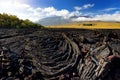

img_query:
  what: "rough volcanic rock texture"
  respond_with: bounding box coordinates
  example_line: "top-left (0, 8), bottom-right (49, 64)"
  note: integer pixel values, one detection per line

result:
top-left (0, 29), bottom-right (120, 80)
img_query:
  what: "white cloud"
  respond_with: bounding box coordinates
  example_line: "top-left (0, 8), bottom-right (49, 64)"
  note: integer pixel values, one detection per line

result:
top-left (102, 8), bottom-right (119, 12)
top-left (0, 0), bottom-right (74, 21)
top-left (74, 4), bottom-right (94, 11)
top-left (94, 12), bottom-right (120, 21)
top-left (74, 6), bottom-right (82, 11)
top-left (0, 0), bottom-right (83, 22)
top-left (83, 4), bottom-right (94, 9)
top-left (72, 11), bottom-right (120, 22)
top-left (0, 0), bottom-right (35, 20)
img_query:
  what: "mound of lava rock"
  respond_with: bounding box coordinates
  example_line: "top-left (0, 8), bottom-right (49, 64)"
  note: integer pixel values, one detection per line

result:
top-left (0, 29), bottom-right (120, 80)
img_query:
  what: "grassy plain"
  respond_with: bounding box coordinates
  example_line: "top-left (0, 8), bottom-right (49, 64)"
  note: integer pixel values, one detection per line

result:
top-left (48, 21), bottom-right (120, 29)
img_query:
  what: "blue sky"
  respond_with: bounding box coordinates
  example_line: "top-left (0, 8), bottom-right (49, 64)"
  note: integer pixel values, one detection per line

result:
top-left (30, 0), bottom-right (120, 12)
top-left (0, 0), bottom-right (120, 22)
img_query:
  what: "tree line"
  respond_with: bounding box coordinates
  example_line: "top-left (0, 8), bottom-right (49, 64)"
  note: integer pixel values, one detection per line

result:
top-left (0, 13), bottom-right (44, 28)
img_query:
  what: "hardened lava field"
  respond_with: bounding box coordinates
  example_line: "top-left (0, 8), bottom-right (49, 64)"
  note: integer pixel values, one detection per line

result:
top-left (0, 29), bottom-right (120, 80)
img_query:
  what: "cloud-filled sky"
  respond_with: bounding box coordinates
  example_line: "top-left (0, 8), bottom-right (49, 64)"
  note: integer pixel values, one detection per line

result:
top-left (0, 0), bottom-right (120, 22)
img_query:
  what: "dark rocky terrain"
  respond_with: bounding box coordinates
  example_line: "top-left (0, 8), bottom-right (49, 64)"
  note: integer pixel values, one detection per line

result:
top-left (0, 29), bottom-right (120, 80)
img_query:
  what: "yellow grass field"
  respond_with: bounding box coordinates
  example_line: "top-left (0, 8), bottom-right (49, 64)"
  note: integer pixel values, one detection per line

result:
top-left (48, 21), bottom-right (120, 29)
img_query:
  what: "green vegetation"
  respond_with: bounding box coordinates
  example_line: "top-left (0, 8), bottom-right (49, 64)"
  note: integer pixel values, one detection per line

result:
top-left (0, 13), bottom-right (44, 28)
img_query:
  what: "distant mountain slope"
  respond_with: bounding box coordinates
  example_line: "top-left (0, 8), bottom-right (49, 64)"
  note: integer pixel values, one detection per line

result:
top-left (37, 16), bottom-right (73, 26)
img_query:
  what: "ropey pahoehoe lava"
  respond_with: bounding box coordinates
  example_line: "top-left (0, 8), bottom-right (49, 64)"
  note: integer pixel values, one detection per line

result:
top-left (0, 29), bottom-right (120, 80)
